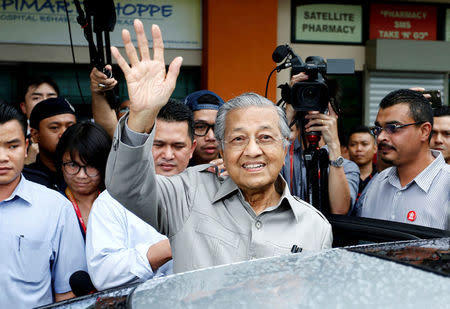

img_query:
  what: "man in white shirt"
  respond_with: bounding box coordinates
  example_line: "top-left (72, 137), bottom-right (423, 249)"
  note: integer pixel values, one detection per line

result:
top-left (86, 100), bottom-right (195, 290)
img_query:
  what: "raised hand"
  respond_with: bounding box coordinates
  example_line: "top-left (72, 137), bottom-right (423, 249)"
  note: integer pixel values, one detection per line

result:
top-left (111, 19), bottom-right (183, 132)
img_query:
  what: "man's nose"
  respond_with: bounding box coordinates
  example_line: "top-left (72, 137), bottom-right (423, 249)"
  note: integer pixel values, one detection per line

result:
top-left (205, 126), bottom-right (216, 141)
top-left (243, 137), bottom-right (263, 156)
top-left (162, 146), bottom-right (175, 159)
top-left (0, 147), bottom-right (8, 162)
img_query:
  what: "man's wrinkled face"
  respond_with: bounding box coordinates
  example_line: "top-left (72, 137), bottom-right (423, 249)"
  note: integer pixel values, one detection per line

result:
top-left (430, 116), bottom-right (450, 163)
top-left (192, 109), bottom-right (219, 164)
top-left (375, 103), bottom-right (426, 167)
top-left (22, 83), bottom-right (58, 118)
top-left (348, 132), bottom-right (377, 167)
top-left (31, 113), bottom-right (76, 156)
top-left (221, 106), bottom-right (287, 194)
top-left (153, 120), bottom-right (196, 176)
top-left (0, 120), bottom-right (28, 187)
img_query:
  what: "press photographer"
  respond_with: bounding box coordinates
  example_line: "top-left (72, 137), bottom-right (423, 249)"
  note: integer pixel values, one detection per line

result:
top-left (272, 46), bottom-right (359, 215)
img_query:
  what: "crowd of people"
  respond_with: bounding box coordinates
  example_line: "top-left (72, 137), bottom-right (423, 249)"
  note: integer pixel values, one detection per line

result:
top-left (0, 19), bottom-right (449, 308)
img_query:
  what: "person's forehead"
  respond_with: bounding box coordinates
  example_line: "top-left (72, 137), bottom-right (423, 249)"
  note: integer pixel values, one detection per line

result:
top-left (349, 132), bottom-right (374, 142)
top-left (0, 120), bottom-right (25, 143)
top-left (376, 103), bottom-right (412, 123)
top-left (193, 109), bottom-right (218, 122)
top-left (226, 106), bottom-right (280, 132)
top-left (27, 82), bottom-right (56, 95)
top-left (155, 120), bottom-right (190, 141)
top-left (432, 116), bottom-right (450, 129)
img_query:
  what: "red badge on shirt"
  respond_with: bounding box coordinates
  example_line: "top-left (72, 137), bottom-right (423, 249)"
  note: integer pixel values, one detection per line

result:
top-left (407, 211), bottom-right (417, 222)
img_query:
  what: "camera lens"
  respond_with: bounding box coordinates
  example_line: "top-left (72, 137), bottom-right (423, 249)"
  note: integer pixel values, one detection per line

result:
top-left (302, 86), bottom-right (319, 103)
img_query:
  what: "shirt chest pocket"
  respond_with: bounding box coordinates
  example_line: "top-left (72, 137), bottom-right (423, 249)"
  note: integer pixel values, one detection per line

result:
top-left (191, 217), bottom-right (243, 269)
top-left (12, 235), bottom-right (52, 283)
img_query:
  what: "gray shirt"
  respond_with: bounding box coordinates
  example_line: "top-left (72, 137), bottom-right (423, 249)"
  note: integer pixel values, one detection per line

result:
top-left (106, 117), bottom-right (332, 273)
top-left (358, 150), bottom-right (449, 230)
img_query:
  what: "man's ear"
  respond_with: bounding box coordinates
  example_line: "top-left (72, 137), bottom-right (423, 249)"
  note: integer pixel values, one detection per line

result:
top-left (189, 140), bottom-right (197, 159)
top-left (30, 128), bottom-right (39, 144)
top-left (282, 143), bottom-right (289, 166)
top-left (24, 138), bottom-right (29, 158)
top-left (19, 102), bottom-right (27, 115)
top-left (420, 122), bottom-right (433, 142)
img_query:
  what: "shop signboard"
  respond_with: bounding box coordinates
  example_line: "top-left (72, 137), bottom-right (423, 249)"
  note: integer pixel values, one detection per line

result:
top-left (370, 3), bottom-right (437, 40)
top-left (0, 0), bottom-right (201, 49)
top-left (294, 3), bottom-right (363, 44)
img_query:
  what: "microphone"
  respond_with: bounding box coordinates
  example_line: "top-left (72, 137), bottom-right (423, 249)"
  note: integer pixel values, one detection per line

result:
top-left (272, 45), bottom-right (289, 63)
top-left (69, 271), bottom-right (97, 297)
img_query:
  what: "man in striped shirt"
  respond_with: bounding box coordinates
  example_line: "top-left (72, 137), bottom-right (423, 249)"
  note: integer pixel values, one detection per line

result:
top-left (357, 89), bottom-right (449, 229)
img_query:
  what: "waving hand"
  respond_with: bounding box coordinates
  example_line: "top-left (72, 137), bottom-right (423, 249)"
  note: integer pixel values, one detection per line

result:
top-left (111, 19), bottom-right (183, 132)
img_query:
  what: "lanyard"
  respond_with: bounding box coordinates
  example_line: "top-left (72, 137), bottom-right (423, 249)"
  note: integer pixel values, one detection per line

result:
top-left (65, 187), bottom-right (87, 234)
top-left (289, 143), bottom-right (294, 193)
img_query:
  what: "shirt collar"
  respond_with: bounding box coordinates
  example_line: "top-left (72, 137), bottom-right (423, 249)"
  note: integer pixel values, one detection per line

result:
top-left (212, 174), bottom-right (301, 222)
top-left (3, 175), bottom-right (33, 205)
top-left (385, 150), bottom-right (446, 192)
top-left (413, 150), bottom-right (446, 192)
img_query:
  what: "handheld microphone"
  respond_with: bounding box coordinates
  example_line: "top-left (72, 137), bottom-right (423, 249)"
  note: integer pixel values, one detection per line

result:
top-left (69, 271), bottom-right (97, 297)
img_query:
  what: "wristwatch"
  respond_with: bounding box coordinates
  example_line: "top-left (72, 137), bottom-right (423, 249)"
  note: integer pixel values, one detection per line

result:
top-left (329, 156), bottom-right (344, 167)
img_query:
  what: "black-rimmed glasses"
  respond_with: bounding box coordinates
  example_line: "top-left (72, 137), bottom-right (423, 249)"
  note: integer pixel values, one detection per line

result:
top-left (194, 122), bottom-right (215, 136)
top-left (62, 162), bottom-right (100, 177)
top-left (370, 121), bottom-right (424, 136)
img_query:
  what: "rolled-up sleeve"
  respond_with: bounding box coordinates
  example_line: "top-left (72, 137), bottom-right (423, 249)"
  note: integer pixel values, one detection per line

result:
top-left (86, 194), bottom-right (155, 290)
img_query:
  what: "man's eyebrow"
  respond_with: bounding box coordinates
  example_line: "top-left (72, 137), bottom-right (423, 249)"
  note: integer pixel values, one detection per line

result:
top-left (6, 138), bottom-right (21, 144)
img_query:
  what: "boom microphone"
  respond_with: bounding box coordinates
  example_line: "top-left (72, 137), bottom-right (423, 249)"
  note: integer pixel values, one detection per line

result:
top-left (272, 45), bottom-right (289, 63)
top-left (69, 271), bottom-right (97, 297)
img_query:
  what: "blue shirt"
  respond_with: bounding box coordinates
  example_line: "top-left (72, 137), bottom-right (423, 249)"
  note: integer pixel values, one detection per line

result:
top-left (358, 150), bottom-right (449, 229)
top-left (281, 139), bottom-right (360, 208)
top-left (0, 176), bottom-right (87, 309)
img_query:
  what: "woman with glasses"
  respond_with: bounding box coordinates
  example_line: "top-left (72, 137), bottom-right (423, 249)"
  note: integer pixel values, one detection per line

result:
top-left (55, 122), bottom-right (112, 240)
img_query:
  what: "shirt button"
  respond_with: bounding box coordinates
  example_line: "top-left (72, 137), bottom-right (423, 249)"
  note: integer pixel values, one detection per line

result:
top-left (255, 221), bottom-right (262, 229)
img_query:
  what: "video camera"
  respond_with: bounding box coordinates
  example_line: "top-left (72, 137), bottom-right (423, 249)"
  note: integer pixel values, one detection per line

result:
top-left (272, 44), bottom-right (354, 113)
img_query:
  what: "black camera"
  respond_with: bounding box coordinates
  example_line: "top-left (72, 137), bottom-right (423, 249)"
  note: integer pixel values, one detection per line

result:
top-left (272, 45), bottom-right (354, 113)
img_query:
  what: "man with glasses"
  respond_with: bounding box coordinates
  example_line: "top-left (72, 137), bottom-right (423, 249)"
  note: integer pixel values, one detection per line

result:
top-left (105, 21), bottom-right (332, 273)
top-left (184, 90), bottom-right (225, 165)
top-left (356, 89), bottom-right (449, 229)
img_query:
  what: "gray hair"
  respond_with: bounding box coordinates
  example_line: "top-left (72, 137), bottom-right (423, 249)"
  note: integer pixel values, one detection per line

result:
top-left (215, 92), bottom-right (290, 149)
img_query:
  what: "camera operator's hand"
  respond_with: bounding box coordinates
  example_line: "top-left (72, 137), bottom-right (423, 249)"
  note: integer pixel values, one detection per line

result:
top-left (111, 20), bottom-right (182, 133)
top-left (90, 64), bottom-right (119, 137)
top-left (90, 65), bottom-right (117, 94)
top-left (303, 102), bottom-right (341, 159)
top-left (290, 72), bottom-right (309, 87)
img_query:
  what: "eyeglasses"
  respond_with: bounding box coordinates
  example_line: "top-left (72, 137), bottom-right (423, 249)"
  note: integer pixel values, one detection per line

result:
top-left (194, 122), bottom-right (215, 136)
top-left (62, 162), bottom-right (100, 177)
top-left (370, 122), bottom-right (424, 136)
top-left (225, 134), bottom-right (285, 150)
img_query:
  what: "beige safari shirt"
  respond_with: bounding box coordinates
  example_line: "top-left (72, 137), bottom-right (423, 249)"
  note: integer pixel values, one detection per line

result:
top-left (106, 116), bottom-right (332, 273)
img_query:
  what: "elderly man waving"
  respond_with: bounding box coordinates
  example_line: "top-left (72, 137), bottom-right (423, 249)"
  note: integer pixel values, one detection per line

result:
top-left (106, 20), bottom-right (332, 273)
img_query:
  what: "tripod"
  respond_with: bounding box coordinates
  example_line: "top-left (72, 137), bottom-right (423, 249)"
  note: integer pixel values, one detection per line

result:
top-left (73, 0), bottom-right (119, 108)
top-left (296, 115), bottom-right (331, 215)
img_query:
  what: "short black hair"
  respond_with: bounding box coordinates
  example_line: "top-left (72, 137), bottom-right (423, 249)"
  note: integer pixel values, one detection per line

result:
top-left (348, 125), bottom-right (375, 142)
top-left (20, 75), bottom-right (60, 101)
top-left (55, 122), bottom-right (112, 190)
top-left (157, 98), bottom-right (194, 141)
top-left (379, 89), bottom-right (433, 126)
top-left (433, 106), bottom-right (450, 117)
top-left (0, 100), bottom-right (27, 138)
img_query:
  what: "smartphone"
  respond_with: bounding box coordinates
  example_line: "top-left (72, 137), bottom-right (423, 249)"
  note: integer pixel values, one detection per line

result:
top-left (422, 90), bottom-right (442, 109)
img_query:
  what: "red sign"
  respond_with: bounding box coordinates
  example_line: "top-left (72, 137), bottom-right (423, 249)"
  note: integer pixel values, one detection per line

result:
top-left (370, 4), bottom-right (437, 40)
top-left (407, 211), bottom-right (417, 222)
